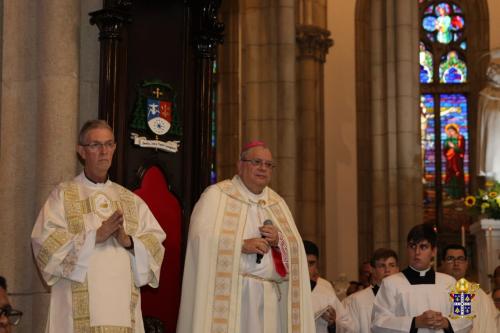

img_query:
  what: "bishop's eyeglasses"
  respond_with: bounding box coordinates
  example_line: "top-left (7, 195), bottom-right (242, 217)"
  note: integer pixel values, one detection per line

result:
top-left (241, 158), bottom-right (276, 169)
top-left (0, 305), bottom-right (23, 326)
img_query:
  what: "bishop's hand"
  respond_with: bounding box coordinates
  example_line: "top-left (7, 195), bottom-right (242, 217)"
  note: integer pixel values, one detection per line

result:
top-left (259, 224), bottom-right (279, 247)
top-left (242, 238), bottom-right (270, 255)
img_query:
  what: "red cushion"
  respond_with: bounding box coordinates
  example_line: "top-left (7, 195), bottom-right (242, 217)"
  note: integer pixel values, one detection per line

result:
top-left (134, 166), bottom-right (182, 333)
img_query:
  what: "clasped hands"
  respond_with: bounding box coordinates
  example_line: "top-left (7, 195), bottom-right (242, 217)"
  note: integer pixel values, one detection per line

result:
top-left (241, 224), bottom-right (279, 254)
top-left (321, 306), bottom-right (336, 326)
top-left (95, 210), bottom-right (132, 248)
top-left (415, 310), bottom-right (450, 330)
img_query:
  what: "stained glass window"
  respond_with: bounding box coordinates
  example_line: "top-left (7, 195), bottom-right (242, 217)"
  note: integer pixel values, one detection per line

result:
top-left (210, 61), bottom-right (218, 184)
top-left (419, 1), bottom-right (471, 230)
top-left (421, 94), bottom-right (435, 191)
top-left (440, 94), bottom-right (469, 198)
top-left (422, 2), bottom-right (465, 44)
top-left (420, 42), bottom-right (433, 83)
top-left (439, 51), bottom-right (467, 83)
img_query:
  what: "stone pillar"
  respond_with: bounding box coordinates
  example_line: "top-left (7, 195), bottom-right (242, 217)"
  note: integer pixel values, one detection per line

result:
top-left (295, 0), bottom-right (332, 249)
top-left (470, 219), bottom-right (500, 292)
top-left (240, 0), bottom-right (297, 212)
top-left (361, 0), bottom-right (420, 265)
top-left (33, 1), bottom-right (82, 331)
top-left (0, 1), bottom-right (39, 331)
top-left (36, 0), bottom-right (81, 202)
top-left (0, 0), bottom-right (84, 331)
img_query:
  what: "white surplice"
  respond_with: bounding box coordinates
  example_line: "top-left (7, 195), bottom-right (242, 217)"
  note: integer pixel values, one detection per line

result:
top-left (338, 285), bottom-right (375, 333)
top-left (31, 173), bottom-right (166, 333)
top-left (311, 277), bottom-right (352, 333)
top-left (470, 288), bottom-right (498, 333)
top-left (372, 269), bottom-right (472, 333)
top-left (176, 176), bottom-right (315, 333)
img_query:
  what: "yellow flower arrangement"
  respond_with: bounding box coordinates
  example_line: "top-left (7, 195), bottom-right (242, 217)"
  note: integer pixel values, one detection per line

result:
top-left (464, 181), bottom-right (500, 219)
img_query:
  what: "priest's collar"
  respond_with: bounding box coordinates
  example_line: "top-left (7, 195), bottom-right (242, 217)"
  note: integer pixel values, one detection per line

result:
top-left (402, 266), bottom-right (435, 285)
top-left (410, 265), bottom-right (431, 277)
top-left (80, 171), bottom-right (110, 186)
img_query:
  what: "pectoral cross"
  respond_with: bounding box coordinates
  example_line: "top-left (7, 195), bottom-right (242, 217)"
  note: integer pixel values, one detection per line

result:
top-left (152, 88), bottom-right (163, 99)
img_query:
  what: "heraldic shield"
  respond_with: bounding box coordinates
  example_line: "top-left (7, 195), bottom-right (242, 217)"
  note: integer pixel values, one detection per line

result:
top-left (130, 80), bottom-right (182, 153)
top-left (449, 278), bottom-right (479, 319)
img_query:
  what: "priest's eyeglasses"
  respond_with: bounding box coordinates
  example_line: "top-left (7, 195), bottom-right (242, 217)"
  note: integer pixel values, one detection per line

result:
top-left (444, 256), bottom-right (466, 263)
top-left (241, 158), bottom-right (276, 169)
top-left (80, 141), bottom-right (116, 151)
top-left (0, 305), bottom-right (23, 326)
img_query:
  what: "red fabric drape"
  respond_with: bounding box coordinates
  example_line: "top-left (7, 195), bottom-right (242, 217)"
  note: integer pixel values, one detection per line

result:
top-left (134, 166), bottom-right (182, 333)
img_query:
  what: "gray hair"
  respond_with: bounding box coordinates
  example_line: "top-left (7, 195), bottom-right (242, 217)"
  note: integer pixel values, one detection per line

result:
top-left (78, 120), bottom-right (113, 144)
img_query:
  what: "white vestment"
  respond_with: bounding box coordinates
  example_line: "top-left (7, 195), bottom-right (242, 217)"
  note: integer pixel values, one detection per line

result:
top-left (31, 173), bottom-right (166, 333)
top-left (338, 285), bottom-right (375, 333)
top-left (372, 268), bottom-right (472, 333)
top-left (470, 288), bottom-right (498, 333)
top-left (311, 277), bottom-right (352, 333)
top-left (176, 176), bottom-right (315, 333)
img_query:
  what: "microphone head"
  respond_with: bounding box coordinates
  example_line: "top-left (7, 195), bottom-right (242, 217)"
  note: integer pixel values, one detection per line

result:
top-left (263, 219), bottom-right (273, 226)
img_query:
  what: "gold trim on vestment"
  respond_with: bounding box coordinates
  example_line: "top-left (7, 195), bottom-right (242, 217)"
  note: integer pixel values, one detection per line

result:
top-left (80, 191), bottom-right (121, 220)
top-left (269, 204), bottom-right (301, 333)
top-left (137, 234), bottom-right (163, 266)
top-left (63, 181), bottom-right (140, 333)
top-left (130, 281), bottom-right (139, 329)
top-left (64, 182), bottom-right (86, 234)
top-left (240, 273), bottom-right (288, 301)
top-left (37, 229), bottom-right (71, 270)
top-left (90, 326), bottom-right (133, 333)
top-left (210, 194), bottom-right (243, 333)
top-left (116, 185), bottom-right (139, 235)
top-left (71, 279), bottom-right (91, 331)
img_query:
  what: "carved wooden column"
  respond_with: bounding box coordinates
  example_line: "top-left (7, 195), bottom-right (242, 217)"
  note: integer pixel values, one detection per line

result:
top-left (189, 0), bottom-right (224, 202)
top-left (296, 24), bottom-right (333, 246)
top-left (89, 1), bottom-right (131, 182)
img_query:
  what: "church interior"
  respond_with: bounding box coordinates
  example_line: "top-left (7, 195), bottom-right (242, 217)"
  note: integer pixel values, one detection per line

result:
top-left (0, 0), bottom-right (499, 331)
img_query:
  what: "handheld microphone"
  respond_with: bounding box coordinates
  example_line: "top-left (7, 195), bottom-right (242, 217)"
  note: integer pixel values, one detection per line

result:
top-left (256, 219), bottom-right (273, 264)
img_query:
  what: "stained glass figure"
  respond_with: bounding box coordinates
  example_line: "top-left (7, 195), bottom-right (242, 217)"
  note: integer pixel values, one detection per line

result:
top-left (420, 42), bottom-right (434, 83)
top-left (422, 2), bottom-right (465, 44)
top-left (440, 94), bottom-right (468, 199)
top-left (440, 51), bottom-right (467, 83)
top-left (419, 0), bottom-right (471, 229)
top-left (421, 94), bottom-right (436, 218)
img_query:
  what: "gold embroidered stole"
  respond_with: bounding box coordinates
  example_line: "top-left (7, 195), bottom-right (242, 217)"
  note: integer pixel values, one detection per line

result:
top-left (210, 180), bottom-right (303, 333)
top-left (62, 181), bottom-right (139, 333)
top-left (267, 201), bottom-right (302, 333)
top-left (210, 181), bottom-right (245, 333)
